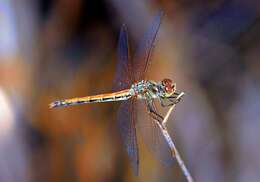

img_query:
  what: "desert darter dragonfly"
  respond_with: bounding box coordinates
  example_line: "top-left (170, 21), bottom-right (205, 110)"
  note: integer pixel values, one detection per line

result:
top-left (50, 11), bottom-right (188, 178)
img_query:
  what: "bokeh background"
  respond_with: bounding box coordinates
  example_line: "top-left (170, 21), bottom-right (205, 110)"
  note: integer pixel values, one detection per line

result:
top-left (0, 0), bottom-right (260, 181)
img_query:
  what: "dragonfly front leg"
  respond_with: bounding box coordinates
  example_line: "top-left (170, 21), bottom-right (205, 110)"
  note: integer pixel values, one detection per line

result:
top-left (146, 99), bottom-right (164, 123)
top-left (160, 98), bottom-right (174, 107)
top-left (160, 92), bottom-right (184, 107)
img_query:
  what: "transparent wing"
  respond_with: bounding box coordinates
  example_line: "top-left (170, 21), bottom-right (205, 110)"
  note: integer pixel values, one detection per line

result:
top-left (133, 11), bottom-right (163, 81)
top-left (113, 25), bottom-right (133, 91)
top-left (117, 99), bottom-right (139, 175)
top-left (136, 100), bottom-right (174, 166)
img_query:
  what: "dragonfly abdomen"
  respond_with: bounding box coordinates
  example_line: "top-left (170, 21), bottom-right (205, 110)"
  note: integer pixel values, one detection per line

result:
top-left (49, 89), bottom-right (132, 108)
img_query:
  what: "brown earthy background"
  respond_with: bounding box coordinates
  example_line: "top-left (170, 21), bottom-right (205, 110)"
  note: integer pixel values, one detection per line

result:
top-left (0, 0), bottom-right (259, 181)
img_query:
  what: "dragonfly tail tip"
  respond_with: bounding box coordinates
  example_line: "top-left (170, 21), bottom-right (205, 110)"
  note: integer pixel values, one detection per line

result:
top-left (49, 101), bottom-right (62, 108)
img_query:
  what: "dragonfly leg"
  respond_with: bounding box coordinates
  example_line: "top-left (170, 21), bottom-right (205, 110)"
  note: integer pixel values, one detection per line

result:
top-left (160, 92), bottom-right (184, 107)
top-left (160, 98), bottom-right (175, 107)
top-left (146, 100), bottom-right (164, 123)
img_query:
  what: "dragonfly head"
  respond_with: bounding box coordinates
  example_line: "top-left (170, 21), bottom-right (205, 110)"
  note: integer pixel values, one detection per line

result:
top-left (160, 78), bottom-right (176, 98)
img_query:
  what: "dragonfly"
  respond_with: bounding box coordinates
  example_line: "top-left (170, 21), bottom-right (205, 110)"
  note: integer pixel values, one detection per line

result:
top-left (50, 11), bottom-right (184, 175)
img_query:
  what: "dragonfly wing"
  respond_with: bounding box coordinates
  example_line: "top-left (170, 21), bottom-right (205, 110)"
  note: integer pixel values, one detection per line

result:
top-left (133, 11), bottom-right (163, 81)
top-left (136, 100), bottom-right (174, 166)
top-left (113, 25), bottom-right (133, 91)
top-left (117, 99), bottom-right (139, 175)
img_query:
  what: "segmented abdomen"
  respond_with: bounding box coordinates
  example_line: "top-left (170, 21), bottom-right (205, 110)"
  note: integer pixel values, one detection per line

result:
top-left (49, 89), bottom-right (132, 108)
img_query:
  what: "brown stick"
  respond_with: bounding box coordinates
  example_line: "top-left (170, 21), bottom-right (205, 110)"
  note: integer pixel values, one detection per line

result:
top-left (156, 92), bottom-right (194, 182)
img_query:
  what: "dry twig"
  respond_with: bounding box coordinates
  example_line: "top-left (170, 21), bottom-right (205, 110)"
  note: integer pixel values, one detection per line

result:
top-left (156, 92), bottom-right (194, 182)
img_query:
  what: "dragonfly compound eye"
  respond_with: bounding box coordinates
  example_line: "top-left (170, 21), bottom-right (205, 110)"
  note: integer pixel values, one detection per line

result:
top-left (165, 85), bottom-right (173, 93)
top-left (162, 78), bottom-right (172, 86)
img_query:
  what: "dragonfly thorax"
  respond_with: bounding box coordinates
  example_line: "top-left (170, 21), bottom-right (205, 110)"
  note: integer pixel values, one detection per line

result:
top-left (130, 80), bottom-right (156, 99)
top-left (130, 79), bottom-right (176, 100)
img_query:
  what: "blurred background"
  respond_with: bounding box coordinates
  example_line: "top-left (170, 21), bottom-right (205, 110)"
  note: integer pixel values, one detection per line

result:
top-left (0, 0), bottom-right (259, 181)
